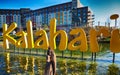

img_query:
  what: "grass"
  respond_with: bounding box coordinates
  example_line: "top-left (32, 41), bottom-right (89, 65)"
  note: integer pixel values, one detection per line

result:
top-left (0, 42), bottom-right (110, 59)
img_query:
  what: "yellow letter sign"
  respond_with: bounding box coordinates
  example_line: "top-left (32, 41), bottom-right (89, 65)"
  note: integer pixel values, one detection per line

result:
top-left (110, 29), bottom-right (120, 53)
top-left (34, 30), bottom-right (49, 50)
top-left (3, 23), bottom-right (17, 49)
top-left (16, 31), bottom-right (28, 48)
top-left (89, 28), bottom-right (99, 53)
top-left (26, 21), bottom-right (34, 48)
top-left (49, 18), bottom-right (68, 50)
top-left (68, 28), bottom-right (88, 51)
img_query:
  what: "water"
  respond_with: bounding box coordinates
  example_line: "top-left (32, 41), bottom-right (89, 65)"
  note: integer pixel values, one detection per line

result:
top-left (0, 42), bottom-right (120, 75)
top-left (0, 52), bottom-right (46, 75)
top-left (0, 52), bottom-right (120, 75)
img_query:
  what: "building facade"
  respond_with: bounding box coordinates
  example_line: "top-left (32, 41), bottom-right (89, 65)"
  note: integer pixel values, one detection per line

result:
top-left (0, 0), bottom-right (94, 30)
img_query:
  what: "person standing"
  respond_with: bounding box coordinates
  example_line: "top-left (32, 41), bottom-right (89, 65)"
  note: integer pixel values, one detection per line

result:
top-left (44, 47), bottom-right (56, 75)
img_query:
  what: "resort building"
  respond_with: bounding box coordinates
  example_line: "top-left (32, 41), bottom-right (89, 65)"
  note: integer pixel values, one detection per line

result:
top-left (0, 0), bottom-right (94, 31)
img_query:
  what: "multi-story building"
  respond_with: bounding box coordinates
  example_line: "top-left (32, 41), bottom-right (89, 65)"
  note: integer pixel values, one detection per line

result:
top-left (0, 8), bottom-right (31, 29)
top-left (0, 9), bottom-right (21, 28)
top-left (0, 0), bottom-right (94, 31)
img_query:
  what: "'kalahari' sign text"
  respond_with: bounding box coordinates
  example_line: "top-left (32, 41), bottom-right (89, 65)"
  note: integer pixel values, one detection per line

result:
top-left (2, 18), bottom-right (120, 53)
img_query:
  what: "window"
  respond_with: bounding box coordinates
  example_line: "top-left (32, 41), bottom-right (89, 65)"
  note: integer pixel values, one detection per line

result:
top-left (64, 5), bottom-right (66, 8)
top-left (68, 4), bottom-right (71, 8)
top-left (52, 8), bottom-right (54, 11)
top-left (56, 7), bottom-right (58, 10)
top-left (64, 5), bottom-right (67, 10)
top-left (83, 13), bottom-right (86, 16)
top-left (3, 15), bottom-right (5, 18)
top-left (83, 20), bottom-right (86, 23)
top-left (78, 10), bottom-right (80, 12)
top-left (83, 16), bottom-right (86, 19)
top-left (83, 9), bottom-right (87, 12)
top-left (10, 13), bottom-right (12, 16)
top-left (78, 14), bottom-right (81, 16)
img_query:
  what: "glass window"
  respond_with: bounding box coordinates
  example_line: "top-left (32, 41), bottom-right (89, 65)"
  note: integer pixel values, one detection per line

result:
top-left (83, 13), bottom-right (86, 15)
top-left (83, 9), bottom-right (87, 12)
top-left (83, 20), bottom-right (86, 23)
top-left (78, 14), bottom-right (81, 16)
top-left (64, 5), bottom-right (66, 8)
top-left (83, 16), bottom-right (86, 19)
top-left (10, 14), bottom-right (12, 16)
top-left (78, 10), bottom-right (80, 12)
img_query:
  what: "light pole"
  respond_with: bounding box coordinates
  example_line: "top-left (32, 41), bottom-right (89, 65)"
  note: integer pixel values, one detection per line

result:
top-left (110, 14), bottom-right (119, 28)
top-left (110, 14), bottom-right (119, 63)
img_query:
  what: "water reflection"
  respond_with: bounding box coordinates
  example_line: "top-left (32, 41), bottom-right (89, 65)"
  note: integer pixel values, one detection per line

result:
top-left (1, 52), bottom-right (46, 75)
top-left (19, 56), bottom-right (28, 72)
top-left (28, 57), bottom-right (34, 75)
top-left (1, 52), bottom-right (99, 75)
top-left (99, 43), bottom-right (110, 51)
top-left (0, 42), bottom-right (119, 75)
top-left (5, 53), bottom-right (10, 73)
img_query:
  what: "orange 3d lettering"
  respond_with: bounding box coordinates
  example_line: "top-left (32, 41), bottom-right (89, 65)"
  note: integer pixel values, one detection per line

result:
top-left (2, 18), bottom-right (119, 52)
top-left (3, 23), bottom-right (17, 49)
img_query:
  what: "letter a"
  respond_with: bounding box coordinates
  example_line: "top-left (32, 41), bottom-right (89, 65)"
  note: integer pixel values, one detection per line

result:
top-left (34, 30), bottom-right (49, 50)
top-left (68, 28), bottom-right (88, 51)
top-left (16, 31), bottom-right (28, 48)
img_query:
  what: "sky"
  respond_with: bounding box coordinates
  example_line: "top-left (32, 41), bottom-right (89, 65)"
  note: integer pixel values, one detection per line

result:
top-left (0, 0), bottom-right (120, 27)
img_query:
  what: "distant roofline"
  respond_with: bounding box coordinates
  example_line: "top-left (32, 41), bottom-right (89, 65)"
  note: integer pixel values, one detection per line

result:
top-left (34, 2), bottom-right (72, 11)
top-left (0, 1), bottom-right (72, 11)
top-left (0, 9), bottom-right (20, 11)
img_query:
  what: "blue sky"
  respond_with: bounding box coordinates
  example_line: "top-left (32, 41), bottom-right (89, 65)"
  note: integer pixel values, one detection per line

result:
top-left (0, 0), bottom-right (120, 26)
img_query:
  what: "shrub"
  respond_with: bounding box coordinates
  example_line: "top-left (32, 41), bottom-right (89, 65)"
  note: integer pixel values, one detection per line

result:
top-left (78, 61), bottom-right (86, 72)
top-left (58, 60), bottom-right (67, 75)
top-left (67, 61), bottom-right (78, 74)
top-left (88, 62), bottom-right (97, 74)
top-left (107, 64), bottom-right (119, 75)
